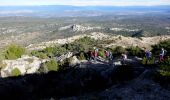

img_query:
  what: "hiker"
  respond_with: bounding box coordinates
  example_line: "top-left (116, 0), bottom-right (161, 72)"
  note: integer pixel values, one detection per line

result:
top-left (121, 53), bottom-right (127, 65)
top-left (108, 51), bottom-right (113, 66)
top-left (105, 50), bottom-right (109, 60)
top-left (145, 50), bottom-right (152, 60)
top-left (93, 47), bottom-right (98, 62)
top-left (89, 50), bottom-right (94, 61)
top-left (145, 50), bottom-right (152, 64)
top-left (109, 51), bottom-right (113, 61)
top-left (159, 48), bottom-right (167, 61)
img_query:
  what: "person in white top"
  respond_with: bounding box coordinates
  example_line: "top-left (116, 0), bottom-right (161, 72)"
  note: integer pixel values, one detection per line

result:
top-left (121, 53), bottom-right (127, 65)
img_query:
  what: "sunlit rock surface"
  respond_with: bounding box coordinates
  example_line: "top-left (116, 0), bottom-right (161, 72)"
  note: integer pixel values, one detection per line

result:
top-left (1, 55), bottom-right (47, 77)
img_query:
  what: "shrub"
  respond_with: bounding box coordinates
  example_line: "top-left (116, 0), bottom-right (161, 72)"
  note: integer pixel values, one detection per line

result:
top-left (52, 46), bottom-right (67, 56)
top-left (127, 46), bottom-right (144, 57)
top-left (141, 57), bottom-right (147, 65)
top-left (41, 60), bottom-right (59, 72)
top-left (152, 39), bottom-right (170, 56)
top-left (5, 44), bottom-right (25, 60)
top-left (78, 52), bottom-right (86, 60)
top-left (141, 57), bottom-right (155, 65)
top-left (11, 68), bottom-right (21, 76)
top-left (31, 51), bottom-right (48, 59)
top-left (112, 46), bottom-right (126, 55)
top-left (158, 58), bottom-right (170, 76)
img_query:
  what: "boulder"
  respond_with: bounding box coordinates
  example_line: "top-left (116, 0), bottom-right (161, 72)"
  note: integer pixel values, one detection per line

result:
top-left (56, 52), bottom-right (73, 62)
top-left (0, 55), bottom-right (47, 77)
top-left (69, 56), bottom-right (80, 67)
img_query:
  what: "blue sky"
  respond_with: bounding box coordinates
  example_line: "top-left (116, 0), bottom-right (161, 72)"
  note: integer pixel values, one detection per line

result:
top-left (0, 0), bottom-right (170, 6)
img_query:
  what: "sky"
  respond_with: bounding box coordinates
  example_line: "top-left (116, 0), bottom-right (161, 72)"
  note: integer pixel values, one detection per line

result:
top-left (0, 0), bottom-right (170, 6)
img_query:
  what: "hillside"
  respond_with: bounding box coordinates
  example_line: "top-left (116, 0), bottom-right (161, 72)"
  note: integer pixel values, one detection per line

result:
top-left (0, 13), bottom-right (170, 49)
top-left (1, 4), bottom-right (170, 100)
top-left (26, 33), bottom-right (170, 51)
top-left (0, 33), bottom-right (170, 99)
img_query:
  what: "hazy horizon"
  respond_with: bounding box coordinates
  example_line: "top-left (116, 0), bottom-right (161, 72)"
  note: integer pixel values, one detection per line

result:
top-left (0, 0), bottom-right (170, 6)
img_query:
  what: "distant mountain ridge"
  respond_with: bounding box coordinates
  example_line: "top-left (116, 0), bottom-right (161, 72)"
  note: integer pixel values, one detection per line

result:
top-left (0, 5), bottom-right (170, 17)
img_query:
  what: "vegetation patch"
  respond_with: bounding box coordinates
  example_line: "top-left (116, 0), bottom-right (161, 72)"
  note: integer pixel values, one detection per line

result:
top-left (11, 68), bottom-right (21, 76)
top-left (40, 60), bottom-right (60, 73)
top-left (4, 44), bottom-right (25, 60)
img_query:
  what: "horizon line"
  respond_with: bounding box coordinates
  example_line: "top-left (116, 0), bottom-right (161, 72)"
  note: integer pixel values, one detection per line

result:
top-left (0, 4), bottom-right (170, 7)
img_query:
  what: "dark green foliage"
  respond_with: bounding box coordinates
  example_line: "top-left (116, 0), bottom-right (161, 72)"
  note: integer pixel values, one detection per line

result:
top-left (151, 40), bottom-right (170, 76)
top-left (158, 58), bottom-right (170, 76)
top-left (63, 36), bottom-right (96, 53)
top-left (43, 46), bottom-right (67, 57)
top-left (112, 46), bottom-right (126, 55)
top-left (78, 52), bottom-right (86, 60)
top-left (32, 37), bottom-right (96, 59)
top-left (31, 51), bottom-right (48, 59)
top-left (5, 44), bottom-right (25, 60)
top-left (31, 46), bottom-right (67, 58)
top-left (127, 46), bottom-right (144, 57)
top-left (11, 68), bottom-right (21, 76)
top-left (141, 57), bottom-right (147, 65)
top-left (41, 60), bottom-right (60, 72)
top-left (141, 57), bottom-right (155, 65)
top-left (152, 39), bottom-right (170, 56)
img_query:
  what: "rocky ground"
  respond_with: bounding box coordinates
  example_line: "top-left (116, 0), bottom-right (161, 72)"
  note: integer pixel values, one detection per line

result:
top-left (0, 57), bottom-right (169, 100)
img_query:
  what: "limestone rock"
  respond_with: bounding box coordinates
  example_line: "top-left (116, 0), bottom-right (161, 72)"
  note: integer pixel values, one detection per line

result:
top-left (56, 52), bottom-right (73, 62)
top-left (0, 55), bottom-right (47, 77)
top-left (69, 56), bottom-right (80, 67)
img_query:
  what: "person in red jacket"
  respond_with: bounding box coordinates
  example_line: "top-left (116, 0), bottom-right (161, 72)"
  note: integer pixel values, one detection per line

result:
top-left (105, 50), bottom-right (109, 60)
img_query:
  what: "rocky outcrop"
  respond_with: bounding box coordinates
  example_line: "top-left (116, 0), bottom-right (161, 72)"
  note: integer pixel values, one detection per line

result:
top-left (71, 24), bottom-right (93, 32)
top-left (0, 55), bottom-right (47, 77)
top-left (69, 56), bottom-right (80, 67)
top-left (56, 52), bottom-right (73, 62)
top-left (58, 24), bottom-right (102, 32)
top-left (26, 32), bottom-right (109, 51)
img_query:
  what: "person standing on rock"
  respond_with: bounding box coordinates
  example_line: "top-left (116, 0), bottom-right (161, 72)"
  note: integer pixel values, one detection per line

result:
top-left (88, 50), bottom-right (94, 61)
top-left (94, 47), bottom-right (98, 62)
top-left (105, 50), bottom-right (109, 61)
top-left (108, 51), bottom-right (113, 66)
top-left (159, 48), bottom-right (167, 62)
top-left (109, 51), bottom-right (113, 61)
top-left (145, 50), bottom-right (152, 64)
